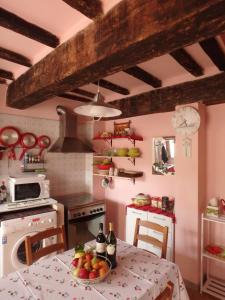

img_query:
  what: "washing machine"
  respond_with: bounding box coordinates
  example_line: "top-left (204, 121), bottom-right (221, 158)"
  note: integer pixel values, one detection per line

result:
top-left (0, 206), bottom-right (57, 277)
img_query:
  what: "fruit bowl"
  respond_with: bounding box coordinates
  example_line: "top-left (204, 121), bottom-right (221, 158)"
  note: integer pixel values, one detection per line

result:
top-left (70, 253), bottom-right (111, 285)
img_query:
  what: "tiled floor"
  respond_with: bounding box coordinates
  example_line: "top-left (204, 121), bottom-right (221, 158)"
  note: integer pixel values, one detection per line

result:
top-left (187, 287), bottom-right (218, 300)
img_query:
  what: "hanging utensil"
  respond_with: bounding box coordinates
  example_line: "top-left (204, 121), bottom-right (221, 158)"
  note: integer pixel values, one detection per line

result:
top-left (38, 135), bottom-right (51, 158)
top-left (0, 126), bottom-right (21, 160)
top-left (19, 132), bottom-right (37, 160)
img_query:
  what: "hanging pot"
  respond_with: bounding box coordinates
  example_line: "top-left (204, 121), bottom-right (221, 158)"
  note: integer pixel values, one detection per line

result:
top-left (19, 132), bottom-right (37, 160)
top-left (0, 126), bottom-right (21, 160)
top-left (38, 135), bottom-right (51, 158)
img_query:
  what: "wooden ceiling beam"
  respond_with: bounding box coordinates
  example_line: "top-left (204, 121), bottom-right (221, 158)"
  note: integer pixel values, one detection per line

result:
top-left (62, 0), bottom-right (103, 19)
top-left (0, 78), bottom-right (7, 84)
top-left (200, 37), bottom-right (225, 71)
top-left (7, 0), bottom-right (225, 109)
top-left (170, 49), bottom-right (203, 76)
top-left (93, 79), bottom-right (129, 95)
top-left (58, 93), bottom-right (92, 103)
top-left (0, 8), bottom-right (59, 48)
top-left (0, 47), bottom-right (32, 67)
top-left (124, 66), bottom-right (161, 88)
top-left (0, 68), bottom-right (14, 80)
top-left (71, 88), bottom-right (95, 98)
top-left (106, 72), bottom-right (225, 119)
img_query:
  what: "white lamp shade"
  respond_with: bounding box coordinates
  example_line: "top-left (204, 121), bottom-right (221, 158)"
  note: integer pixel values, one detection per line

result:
top-left (74, 91), bottom-right (122, 118)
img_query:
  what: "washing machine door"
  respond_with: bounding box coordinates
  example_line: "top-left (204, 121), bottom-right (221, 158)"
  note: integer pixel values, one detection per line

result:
top-left (11, 231), bottom-right (55, 269)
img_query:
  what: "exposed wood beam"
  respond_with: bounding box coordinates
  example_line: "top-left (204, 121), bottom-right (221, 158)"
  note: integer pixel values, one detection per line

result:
top-left (0, 78), bottom-right (7, 84)
top-left (93, 79), bottom-right (129, 95)
top-left (62, 0), bottom-right (103, 19)
top-left (170, 49), bottom-right (203, 76)
top-left (7, 0), bottom-right (225, 109)
top-left (0, 47), bottom-right (32, 67)
top-left (71, 88), bottom-right (95, 98)
top-left (107, 72), bottom-right (225, 119)
top-left (0, 69), bottom-right (14, 80)
top-left (0, 8), bottom-right (59, 48)
top-left (58, 93), bottom-right (92, 103)
top-left (200, 37), bottom-right (225, 71)
top-left (124, 66), bottom-right (161, 88)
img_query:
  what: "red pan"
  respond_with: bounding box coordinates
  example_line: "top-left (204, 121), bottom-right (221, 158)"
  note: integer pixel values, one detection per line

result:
top-left (0, 126), bottom-right (21, 160)
top-left (19, 132), bottom-right (37, 160)
top-left (38, 135), bottom-right (51, 158)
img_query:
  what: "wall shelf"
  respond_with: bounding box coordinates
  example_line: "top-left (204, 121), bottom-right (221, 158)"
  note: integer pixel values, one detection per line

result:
top-left (93, 155), bottom-right (140, 166)
top-left (93, 172), bottom-right (143, 184)
top-left (93, 134), bottom-right (143, 146)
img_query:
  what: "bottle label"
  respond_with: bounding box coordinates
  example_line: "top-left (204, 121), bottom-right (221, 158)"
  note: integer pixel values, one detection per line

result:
top-left (96, 242), bottom-right (105, 253)
top-left (107, 244), bottom-right (115, 255)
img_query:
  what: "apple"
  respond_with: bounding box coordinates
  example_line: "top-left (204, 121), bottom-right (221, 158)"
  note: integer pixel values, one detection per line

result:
top-left (85, 253), bottom-right (93, 261)
top-left (72, 268), bottom-right (80, 278)
top-left (89, 270), bottom-right (98, 279)
top-left (84, 261), bottom-right (91, 271)
top-left (79, 268), bottom-right (89, 279)
top-left (71, 258), bottom-right (79, 268)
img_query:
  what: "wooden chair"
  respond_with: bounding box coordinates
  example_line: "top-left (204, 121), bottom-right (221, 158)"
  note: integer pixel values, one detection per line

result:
top-left (155, 281), bottom-right (174, 300)
top-left (133, 218), bottom-right (168, 259)
top-left (25, 225), bottom-right (66, 266)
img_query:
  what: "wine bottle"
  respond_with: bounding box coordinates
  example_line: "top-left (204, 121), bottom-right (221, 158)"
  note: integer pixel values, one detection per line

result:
top-left (106, 222), bottom-right (117, 268)
top-left (96, 223), bottom-right (106, 257)
top-left (0, 181), bottom-right (7, 202)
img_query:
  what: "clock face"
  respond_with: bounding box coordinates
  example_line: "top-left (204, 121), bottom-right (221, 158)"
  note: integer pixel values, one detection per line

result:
top-left (171, 106), bottom-right (200, 136)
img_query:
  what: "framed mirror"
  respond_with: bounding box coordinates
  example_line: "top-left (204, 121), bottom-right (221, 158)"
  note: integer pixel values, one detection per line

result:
top-left (152, 136), bottom-right (175, 175)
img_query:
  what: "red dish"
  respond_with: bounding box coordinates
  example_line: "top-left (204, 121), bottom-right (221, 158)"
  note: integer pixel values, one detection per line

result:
top-left (97, 164), bottom-right (113, 170)
top-left (205, 245), bottom-right (223, 255)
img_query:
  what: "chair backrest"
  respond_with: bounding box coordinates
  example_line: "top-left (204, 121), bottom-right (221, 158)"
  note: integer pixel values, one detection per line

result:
top-left (155, 281), bottom-right (174, 300)
top-left (133, 218), bottom-right (168, 259)
top-left (25, 225), bottom-right (66, 266)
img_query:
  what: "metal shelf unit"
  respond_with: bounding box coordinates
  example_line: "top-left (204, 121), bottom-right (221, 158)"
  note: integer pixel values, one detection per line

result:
top-left (200, 213), bottom-right (225, 299)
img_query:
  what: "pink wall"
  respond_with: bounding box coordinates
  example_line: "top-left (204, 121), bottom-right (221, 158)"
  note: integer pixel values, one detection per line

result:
top-left (206, 104), bottom-right (225, 280)
top-left (93, 102), bottom-right (225, 284)
top-left (93, 112), bottom-right (176, 239)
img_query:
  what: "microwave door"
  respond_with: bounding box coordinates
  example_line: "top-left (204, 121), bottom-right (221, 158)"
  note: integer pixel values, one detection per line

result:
top-left (15, 183), bottom-right (41, 201)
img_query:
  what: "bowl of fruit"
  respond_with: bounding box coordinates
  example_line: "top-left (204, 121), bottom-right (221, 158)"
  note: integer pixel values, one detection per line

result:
top-left (71, 245), bottom-right (111, 285)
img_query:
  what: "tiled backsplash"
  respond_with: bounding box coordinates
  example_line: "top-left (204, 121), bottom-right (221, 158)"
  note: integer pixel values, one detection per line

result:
top-left (0, 113), bottom-right (93, 196)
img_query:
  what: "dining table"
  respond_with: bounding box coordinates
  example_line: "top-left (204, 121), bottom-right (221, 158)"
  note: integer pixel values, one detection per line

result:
top-left (0, 239), bottom-right (190, 300)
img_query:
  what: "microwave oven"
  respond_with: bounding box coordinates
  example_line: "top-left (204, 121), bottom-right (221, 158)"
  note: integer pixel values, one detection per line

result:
top-left (9, 176), bottom-right (50, 202)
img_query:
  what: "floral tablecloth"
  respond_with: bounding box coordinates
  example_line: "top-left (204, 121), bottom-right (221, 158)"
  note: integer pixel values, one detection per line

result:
top-left (0, 239), bottom-right (189, 300)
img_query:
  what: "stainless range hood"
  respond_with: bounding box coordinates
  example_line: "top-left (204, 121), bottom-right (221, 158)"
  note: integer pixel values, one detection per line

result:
top-left (49, 105), bottom-right (94, 153)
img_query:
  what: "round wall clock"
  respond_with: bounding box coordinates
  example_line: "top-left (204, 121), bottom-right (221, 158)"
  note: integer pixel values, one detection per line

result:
top-left (171, 106), bottom-right (200, 136)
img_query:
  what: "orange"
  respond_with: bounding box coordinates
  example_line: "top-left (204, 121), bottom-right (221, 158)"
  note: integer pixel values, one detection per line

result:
top-left (92, 262), bottom-right (100, 270)
top-left (99, 267), bottom-right (107, 278)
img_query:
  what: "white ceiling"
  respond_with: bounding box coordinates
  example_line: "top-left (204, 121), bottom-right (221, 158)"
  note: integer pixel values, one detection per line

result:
top-left (0, 0), bottom-right (225, 105)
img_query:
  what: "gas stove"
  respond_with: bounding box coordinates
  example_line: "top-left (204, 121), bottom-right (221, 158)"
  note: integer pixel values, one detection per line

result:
top-left (54, 193), bottom-right (105, 249)
top-left (54, 193), bottom-right (105, 221)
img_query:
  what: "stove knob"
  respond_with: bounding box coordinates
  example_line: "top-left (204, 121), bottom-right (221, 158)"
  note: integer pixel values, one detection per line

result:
top-left (73, 214), bottom-right (77, 218)
top-left (96, 208), bottom-right (100, 212)
top-left (93, 209), bottom-right (96, 213)
top-left (100, 208), bottom-right (103, 211)
top-left (82, 212), bottom-right (85, 215)
top-left (78, 213), bottom-right (81, 217)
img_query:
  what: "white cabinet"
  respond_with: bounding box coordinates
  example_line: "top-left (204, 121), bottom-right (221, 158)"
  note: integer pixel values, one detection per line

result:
top-left (126, 207), bottom-right (174, 261)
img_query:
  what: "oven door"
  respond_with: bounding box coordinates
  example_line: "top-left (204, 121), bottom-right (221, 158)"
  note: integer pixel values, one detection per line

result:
top-left (67, 212), bottom-right (105, 249)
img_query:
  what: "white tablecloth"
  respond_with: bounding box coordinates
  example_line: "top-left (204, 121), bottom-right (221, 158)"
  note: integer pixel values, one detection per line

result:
top-left (0, 239), bottom-right (189, 300)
